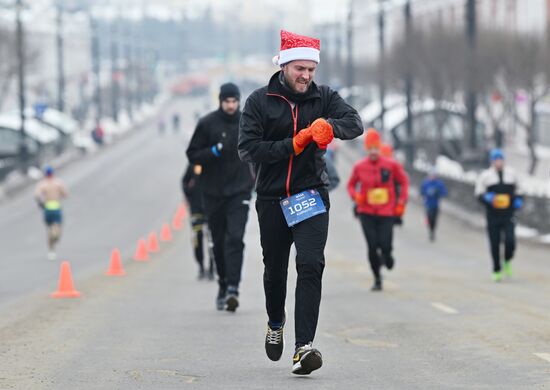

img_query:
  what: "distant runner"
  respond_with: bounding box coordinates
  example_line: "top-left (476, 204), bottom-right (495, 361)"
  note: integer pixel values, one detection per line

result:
top-left (34, 166), bottom-right (68, 261)
top-left (348, 129), bottom-right (409, 291)
top-left (187, 83), bottom-right (254, 312)
top-left (181, 164), bottom-right (215, 280)
top-left (475, 149), bottom-right (523, 282)
top-left (420, 168), bottom-right (448, 242)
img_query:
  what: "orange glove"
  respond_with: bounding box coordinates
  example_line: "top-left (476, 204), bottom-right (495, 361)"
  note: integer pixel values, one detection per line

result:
top-left (354, 192), bottom-right (366, 206)
top-left (394, 203), bottom-right (406, 217)
top-left (310, 118), bottom-right (334, 149)
top-left (292, 127), bottom-right (313, 155)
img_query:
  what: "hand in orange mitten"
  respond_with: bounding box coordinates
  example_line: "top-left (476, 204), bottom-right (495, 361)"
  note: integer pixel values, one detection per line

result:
top-left (292, 127), bottom-right (313, 155)
top-left (354, 192), bottom-right (366, 206)
top-left (310, 118), bottom-right (334, 149)
top-left (394, 203), bottom-right (406, 217)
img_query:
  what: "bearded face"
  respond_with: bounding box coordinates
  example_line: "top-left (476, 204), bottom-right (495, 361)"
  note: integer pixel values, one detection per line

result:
top-left (282, 60), bottom-right (317, 94)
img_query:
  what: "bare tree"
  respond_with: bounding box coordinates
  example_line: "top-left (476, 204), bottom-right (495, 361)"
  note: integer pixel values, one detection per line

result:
top-left (501, 33), bottom-right (550, 175)
top-left (474, 29), bottom-right (511, 148)
top-left (0, 27), bottom-right (39, 112)
top-left (385, 25), bottom-right (467, 160)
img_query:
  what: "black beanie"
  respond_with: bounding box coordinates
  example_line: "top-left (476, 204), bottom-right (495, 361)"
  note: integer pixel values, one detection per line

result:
top-left (219, 82), bottom-right (240, 101)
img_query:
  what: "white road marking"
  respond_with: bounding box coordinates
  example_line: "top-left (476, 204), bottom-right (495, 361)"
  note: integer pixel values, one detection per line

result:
top-left (534, 353), bottom-right (550, 363)
top-left (431, 302), bottom-right (458, 314)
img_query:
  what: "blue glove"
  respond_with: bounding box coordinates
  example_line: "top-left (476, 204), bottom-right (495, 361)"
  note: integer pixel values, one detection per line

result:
top-left (211, 142), bottom-right (223, 157)
top-left (483, 192), bottom-right (496, 204)
top-left (513, 197), bottom-right (523, 210)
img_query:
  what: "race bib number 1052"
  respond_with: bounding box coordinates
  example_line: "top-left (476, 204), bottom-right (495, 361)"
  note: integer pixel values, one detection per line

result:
top-left (280, 189), bottom-right (327, 227)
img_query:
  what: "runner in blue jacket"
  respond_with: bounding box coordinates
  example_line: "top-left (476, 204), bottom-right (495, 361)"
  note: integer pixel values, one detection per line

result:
top-left (420, 169), bottom-right (448, 242)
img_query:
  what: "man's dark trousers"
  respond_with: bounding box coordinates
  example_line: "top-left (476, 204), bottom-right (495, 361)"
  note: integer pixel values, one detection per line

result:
top-left (256, 189), bottom-right (330, 347)
top-left (205, 193), bottom-right (250, 291)
top-left (359, 214), bottom-right (394, 279)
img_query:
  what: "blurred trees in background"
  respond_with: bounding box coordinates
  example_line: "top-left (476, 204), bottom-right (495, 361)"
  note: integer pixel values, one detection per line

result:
top-left (0, 27), bottom-right (38, 111)
top-left (381, 24), bottom-right (550, 174)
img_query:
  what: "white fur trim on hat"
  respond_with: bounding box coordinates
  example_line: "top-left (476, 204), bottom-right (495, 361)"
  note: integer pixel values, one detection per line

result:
top-left (277, 47), bottom-right (320, 66)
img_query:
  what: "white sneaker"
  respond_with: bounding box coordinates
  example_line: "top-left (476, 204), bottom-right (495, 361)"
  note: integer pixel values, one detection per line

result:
top-left (47, 251), bottom-right (57, 261)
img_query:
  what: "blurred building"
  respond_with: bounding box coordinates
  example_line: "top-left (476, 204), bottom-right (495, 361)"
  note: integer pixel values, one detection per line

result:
top-left (0, 5), bottom-right (91, 116)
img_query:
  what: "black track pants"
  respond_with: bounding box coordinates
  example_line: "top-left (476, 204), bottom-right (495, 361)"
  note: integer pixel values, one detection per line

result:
top-left (256, 190), bottom-right (329, 346)
top-left (486, 216), bottom-right (516, 272)
top-left (205, 193), bottom-right (250, 290)
top-left (359, 214), bottom-right (394, 279)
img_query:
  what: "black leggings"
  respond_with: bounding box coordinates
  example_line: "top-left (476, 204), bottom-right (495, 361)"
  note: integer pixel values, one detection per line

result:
top-left (359, 214), bottom-right (394, 279)
top-left (426, 207), bottom-right (439, 232)
top-left (487, 217), bottom-right (516, 272)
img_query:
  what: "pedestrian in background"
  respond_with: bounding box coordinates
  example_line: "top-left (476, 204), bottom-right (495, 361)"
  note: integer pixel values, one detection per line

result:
top-left (239, 30), bottom-right (362, 375)
top-left (172, 113), bottom-right (180, 133)
top-left (187, 83), bottom-right (254, 312)
top-left (475, 149), bottom-right (523, 282)
top-left (420, 168), bottom-right (448, 242)
top-left (348, 129), bottom-right (409, 292)
top-left (34, 166), bottom-right (68, 261)
top-left (181, 164), bottom-right (214, 280)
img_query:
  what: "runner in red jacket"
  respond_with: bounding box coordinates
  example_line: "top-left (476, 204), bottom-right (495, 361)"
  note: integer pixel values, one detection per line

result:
top-left (348, 128), bottom-right (409, 291)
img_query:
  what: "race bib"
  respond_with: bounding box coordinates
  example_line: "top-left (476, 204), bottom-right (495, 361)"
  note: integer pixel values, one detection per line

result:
top-left (280, 189), bottom-right (327, 227)
top-left (367, 188), bottom-right (389, 205)
top-left (493, 194), bottom-right (510, 209)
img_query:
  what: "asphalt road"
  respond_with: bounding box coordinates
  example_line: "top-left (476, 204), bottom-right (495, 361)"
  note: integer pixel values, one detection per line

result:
top-left (0, 98), bottom-right (549, 389)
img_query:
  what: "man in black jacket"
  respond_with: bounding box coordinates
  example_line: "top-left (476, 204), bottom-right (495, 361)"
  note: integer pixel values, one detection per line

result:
top-left (187, 83), bottom-right (254, 312)
top-left (474, 148), bottom-right (523, 282)
top-left (239, 30), bottom-right (363, 375)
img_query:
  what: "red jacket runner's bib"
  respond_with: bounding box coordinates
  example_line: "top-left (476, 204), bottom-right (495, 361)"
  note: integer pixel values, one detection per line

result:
top-left (347, 156), bottom-right (409, 217)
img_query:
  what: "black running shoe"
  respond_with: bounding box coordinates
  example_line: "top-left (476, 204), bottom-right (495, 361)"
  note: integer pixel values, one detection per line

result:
top-left (384, 254), bottom-right (395, 270)
top-left (216, 287), bottom-right (226, 311)
top-left (198, 269), bottom-right (206, 280)
top-left (265, 321), bottom-right (285, 361)
top-left (371, 278), bottom-right (383, 292)
top-left (292, 344), bottom-right (323, 375)
top-left (225, 287), bottom-right (239, 312)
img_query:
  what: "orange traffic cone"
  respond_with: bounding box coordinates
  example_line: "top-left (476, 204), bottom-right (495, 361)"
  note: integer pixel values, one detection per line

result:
top-left (147, 231), bottom-right (160, 253)
top-left (134, 238), bottom-right (149, 261)
top-left (106, 248), bottom-right (126, 276)
top-left (160, 223), bottom-right (172, 242)
top-left (51, 261), bottom-right (81, 298)
top-left (176, 204), bottom-right (187, 220)
top-left (172, 214), bottom-right (183, 230)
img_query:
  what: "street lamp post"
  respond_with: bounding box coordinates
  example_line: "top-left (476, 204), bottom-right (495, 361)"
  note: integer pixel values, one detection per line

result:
top-left (346, 0), bottom-right (354, 107)
top-left (404, 0), bottom-right (415, 166)
top-left (378, 0), bottom-right (386, 132)
top-left (89, 13), bottom-right (102, 127)
top-left (466, 0), bottom-right (478, 152)
top-left (124, 22), bottom-right (133, 120)
top-left (56, 0), bottom-right (65, 113)
top-left (110, 20), bottom-right (119, 122)
top-left (15, 0), bottom-right (28, 171)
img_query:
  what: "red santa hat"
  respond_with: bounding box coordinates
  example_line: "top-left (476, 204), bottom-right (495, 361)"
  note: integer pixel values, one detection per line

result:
top-left (272, 30), bottom-right (321, 66)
